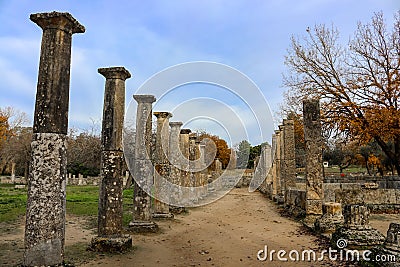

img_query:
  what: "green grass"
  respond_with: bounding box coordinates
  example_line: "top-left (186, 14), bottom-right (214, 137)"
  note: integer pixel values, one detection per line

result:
top-left (325, 165), bottom-right (367, 174)
top-left (0, 184), bottom-right (27, 223)
top-left (66, 186), bottom-right (99, 216)
top-left (0, 184), bottom-right (134, 225)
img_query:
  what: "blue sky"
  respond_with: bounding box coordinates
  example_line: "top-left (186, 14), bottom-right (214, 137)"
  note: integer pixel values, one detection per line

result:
top-left (0, 0), bottom-right (398, 145)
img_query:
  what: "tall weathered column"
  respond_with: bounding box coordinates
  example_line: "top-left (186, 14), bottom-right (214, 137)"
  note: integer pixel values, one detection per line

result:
top-left (283, 119), bottom-right (296, 201)
top-left (194, 139), bottom-right (203, 200)
top-left (303, 99), bottom-right (324, 225)
top-left (24, 12), bottom-right (84, 266)
top-left (179, 129), bottom-right (191, 204)
top-left (199, 143), bottom-right (208, 197)
top-left (169, 122), bottom-right (183, 210)
top-left (152, 112), bottom-right (174, 219)
top-left (90, 67), bottom-right (132, 252)
top-left (272, 130), bottom-right (283, 202)
top-left (189, 133), bottom-right (198, 203)
top-left (129, 95), bottom-right (158, 233)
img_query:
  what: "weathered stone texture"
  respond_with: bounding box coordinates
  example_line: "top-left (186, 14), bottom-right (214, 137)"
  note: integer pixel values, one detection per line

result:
top-left (130, 95), bottom-right (158, 232)
top-left (283, 119), bottom-right (296, 190)
top-left (31, 12), bottom-right (85, 135)
top-left (332, 204), bottom-right (385, 249)
top-left (314, 202), bottom-right (344, 234)
top-left (169, 122), bottom-right (183, 202)
top-left (153, 112), bottom-right (173, 218)
top-left (24, 133), bottom-right (67, 266)
top-left (98, 150), bottom-right (124, 236)
top-left (303, 99), bottom-right (324, 217)
top-left (99, 67), bottom-right (130, 151)
top-left (24, 11), bottom-right (84, 267)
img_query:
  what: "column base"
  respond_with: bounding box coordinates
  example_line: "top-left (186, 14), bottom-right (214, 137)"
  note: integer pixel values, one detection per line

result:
top-left (88, 235), bottom-right (132, 253)
top-left (303, 214), bottom-right (322, 229)
top-left (314, 214), bottom-right (344, 235)
top-left (152, 212), bottom-right (174, 220)
top-left (332, 227), bottom-right (385, 249)
top-left (128, 221), bottom-right (158, 233)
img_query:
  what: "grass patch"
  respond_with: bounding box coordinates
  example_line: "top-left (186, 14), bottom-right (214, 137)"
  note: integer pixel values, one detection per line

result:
top-left (0, 184), bottom-right (27, 223)
top-left (66, 186), bottom-right (99, 216)
top-left (0, 184), bottom-right (135, 226)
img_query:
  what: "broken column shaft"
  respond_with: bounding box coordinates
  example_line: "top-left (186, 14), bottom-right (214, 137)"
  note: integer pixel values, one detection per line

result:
top-left (24, 11), bottom-right (84, 267)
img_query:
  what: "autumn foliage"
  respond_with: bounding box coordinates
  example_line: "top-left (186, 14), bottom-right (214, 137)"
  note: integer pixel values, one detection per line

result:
top-left (283, 11), bottom-right (400, 174)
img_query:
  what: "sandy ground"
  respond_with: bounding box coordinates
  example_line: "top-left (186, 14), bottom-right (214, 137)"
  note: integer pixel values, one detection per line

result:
top-left (1, 188), bottom-right (399, 267)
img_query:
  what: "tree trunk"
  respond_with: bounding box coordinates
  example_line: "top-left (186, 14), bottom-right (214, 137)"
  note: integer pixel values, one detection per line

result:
top-left (374, 135), bottom-right (400, 176)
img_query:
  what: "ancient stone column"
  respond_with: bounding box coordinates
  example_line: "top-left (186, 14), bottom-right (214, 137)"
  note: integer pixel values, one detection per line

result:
top-left (169, 122), bottom-right (183, 210)
top-left (180, 129), bottom-right (191, 204)
top-left (152, 112), bottom-right (174, 219)
top-left (199, 143), bottom-right (207, 197)
top-left (283, 119), bottom-right (296, 190)
top-left (189, 133), bottom-right (198, 203)
top-left (273, 130), bottom-right (283, 203)
top-left (11, 162), bottom-right (16, 183)
top-left (303, 99), bottom-right (324, 224)
top-left (129, 95), bottom-right (158, 233)
top-left (90, 67), bottom-right (132, 252)
top-left (194, 139), bottom-right (203, 200)
top-left (24, 12), bottom-right (84, 267)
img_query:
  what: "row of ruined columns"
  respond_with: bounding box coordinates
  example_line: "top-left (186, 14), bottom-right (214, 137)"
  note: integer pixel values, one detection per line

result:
top-left (23, 11), bottom-right (220, 266)
top-left (262, 100), bottom-right (396, 253)
top-left (263, 100), bottom-right (326, 221)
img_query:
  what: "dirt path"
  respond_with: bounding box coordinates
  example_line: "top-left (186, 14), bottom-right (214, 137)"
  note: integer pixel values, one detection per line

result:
top-left (83, 188), bottom-right (338, 267)
top-left (2, 188), bottom-right (398, 266)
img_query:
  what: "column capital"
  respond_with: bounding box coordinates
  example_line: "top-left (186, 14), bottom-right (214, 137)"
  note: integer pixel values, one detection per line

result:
top-left (133, 94), bottom-right (156, 104)
top-left (153, 111), bottom-right (172, 119)
top-left (169, 121), bottom-right (183, 128)
top-left (98, 67), bottom-right (131, 80)
top-left (180, 129), bottom-right (191, 134)
top-left (30, 11), bottom-right (85, 34)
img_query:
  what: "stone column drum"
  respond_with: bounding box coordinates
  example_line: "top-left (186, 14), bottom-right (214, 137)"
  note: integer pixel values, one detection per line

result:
top-left (303, 99), bottom-right (324, 224)
top-left (24, 12), bottom-right (84, 267)
top-left (152, 112), bottom-right (174, 219)
top-left (90, 67), bottom-right (132, 252)
top-left (129, 95), bottom-right (158, 233)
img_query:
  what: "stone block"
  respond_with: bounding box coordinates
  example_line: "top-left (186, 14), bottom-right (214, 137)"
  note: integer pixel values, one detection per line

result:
top-left (89, 235), bottom-right (132, 253)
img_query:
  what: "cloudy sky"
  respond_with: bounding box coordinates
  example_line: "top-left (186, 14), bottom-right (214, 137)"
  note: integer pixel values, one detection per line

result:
top-left (0, 0), bottom-right (398, 146)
